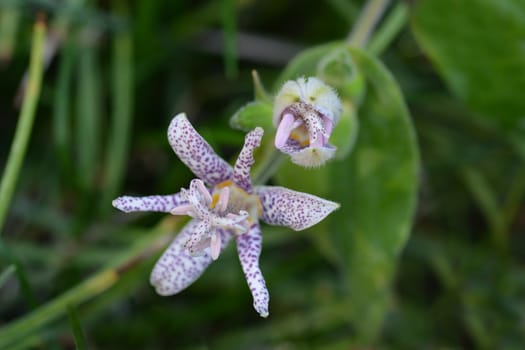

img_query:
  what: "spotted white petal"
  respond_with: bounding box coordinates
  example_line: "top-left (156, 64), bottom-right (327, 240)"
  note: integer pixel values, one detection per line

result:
top-left (184, 219), bottom-right (212, 255)
top-left (168, 113), bottom-right (233, 186)
top-left (185, 179), bottom-right (213, 219)
top-left (150, 220), bottom-right (233, 295)
top-left (233, 127), bottom-right (264, 193)
top-left (236, 222), bottom-right (269, 317)
top-left (255, 186), bottom-right (339, 231)
top-left (112, 193), bottom-right (186, 213)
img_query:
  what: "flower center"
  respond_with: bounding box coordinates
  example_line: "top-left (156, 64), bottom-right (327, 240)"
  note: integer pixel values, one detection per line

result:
top-left (212, 180), bottom-right (262, 225)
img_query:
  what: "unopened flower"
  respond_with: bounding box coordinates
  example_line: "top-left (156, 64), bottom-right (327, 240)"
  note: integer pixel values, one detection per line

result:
top-left (113, 113), bottom-right (339, 317)
top-left (273, 77), bottom-right (342, 167)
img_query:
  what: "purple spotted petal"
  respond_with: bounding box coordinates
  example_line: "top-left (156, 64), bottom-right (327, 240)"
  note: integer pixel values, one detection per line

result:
top-left (168, 113), bottom-right (233, 186)
top-left (183, 179), bottom-right (212, 219)
top-left (236, 222), bottom-right (269, 317)
top-left (184, 220), bottom-right (212, 255)
top-left (150, 220), bottom-right (233, 295)
top-left (233, 127), bottom-right (264, 193)
top-left (255, 186), bottom-right (340, 231)
top-left (112, 193), bottom-right (186, 213)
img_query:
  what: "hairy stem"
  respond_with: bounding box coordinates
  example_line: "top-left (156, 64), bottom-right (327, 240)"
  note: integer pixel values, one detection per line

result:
top-left (367, 2), bottom-right (408, 55)
top-left (347, 0), bottom-right (391, 48)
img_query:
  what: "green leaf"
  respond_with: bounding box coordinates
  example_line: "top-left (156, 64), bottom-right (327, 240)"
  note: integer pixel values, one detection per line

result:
top-left (331, 104), bottom-right (359, 160)
top-left (411, 0), bottom-right (525, 127)
top-left (274, 45), bottom-right (419, 342)
top-left (316, 46), bottom-right (366, 105)
top-left (328, 47), bottom-right (419, 342)
top-left (230, 101), bottom-right (273, 132)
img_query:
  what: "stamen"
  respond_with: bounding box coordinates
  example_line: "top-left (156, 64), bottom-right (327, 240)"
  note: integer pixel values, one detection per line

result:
top-left (194, 179), bottom-right (212, 205)
top-left (217, 186), bottom-right (230, 213)
top-left (210, 233), bottom-right (221, 260)
top-left (275, 113), bottom-right (297, 148)
top-left (171, 204), bottom-right (195, 216)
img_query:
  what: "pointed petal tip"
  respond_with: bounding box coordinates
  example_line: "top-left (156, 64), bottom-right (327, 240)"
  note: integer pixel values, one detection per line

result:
top-left (112, 196), bottom-right (131, 213)
top-left (257, 186), bottom-right (340, 231)
top-left (112, 197), bottom-right (122, 209)
top-left (248, 126), bottom-right (264, 147)
top-left (149, 273), bottom-right (179, 296)
top-left (256, 305), bottom-right (269, 318)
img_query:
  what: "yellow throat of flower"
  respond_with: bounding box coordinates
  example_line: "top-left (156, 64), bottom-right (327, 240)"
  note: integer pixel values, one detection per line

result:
top-left (212, 180), bottom-right (262, 222)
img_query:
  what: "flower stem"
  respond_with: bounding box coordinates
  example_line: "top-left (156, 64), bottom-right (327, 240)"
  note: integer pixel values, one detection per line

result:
top-left (347, 0), bottom-right (391, 48)
top-left (252, 148), bottom-right (284, 186)
top-left (367, 2), bottom-right (408, 55)
top-left (0, 16), bottom-right (46, 235)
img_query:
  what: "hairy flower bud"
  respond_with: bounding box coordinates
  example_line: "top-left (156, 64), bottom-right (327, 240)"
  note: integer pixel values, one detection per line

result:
top-left (273, 77), bottom-right (342, 167)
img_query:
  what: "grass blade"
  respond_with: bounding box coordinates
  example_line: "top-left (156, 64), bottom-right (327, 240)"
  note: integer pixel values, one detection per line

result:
top-left (0, 4), bottom-right (21, 64)
top-left (67, 305), bottom-right (88, 350)
top-left (76, 36), bottom-right (101, 191)
top-left (101, 1), bottom-right (134, 214)
top-left (53, 36), bottom-right (77, 175)
top-left (220, 0), bottom-right (238, 78)
top-left (0, 15), bottom-right (46, 235)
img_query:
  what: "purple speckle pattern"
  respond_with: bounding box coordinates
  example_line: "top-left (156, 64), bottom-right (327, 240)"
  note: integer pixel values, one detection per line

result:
top-left (236, 222), bottom-right (269, 317)
top-left (168, 113), bottom-right (233, 186)
top-left (279, 138), bottom-right (303, 155)
top-left (184, 219), bottom-right (212, 255)
top-left (114, 114), bottom-right (341, 318)
top-left (112, 193), bottom-right (186, 213)
top-left (150, 220), bottom-right (233, 295)
top-left (233, 127), bottom-right (264, 193)
top-left (255, 186), bottom-right (340, 231)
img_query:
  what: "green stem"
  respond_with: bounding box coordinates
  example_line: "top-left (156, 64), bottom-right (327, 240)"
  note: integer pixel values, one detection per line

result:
top-left (347, 0), bottom-right (391, 48)
top-left (367, 2), bottom-right (408, 55)
top-left (0, 17), bottom-right (46, 235)
top-left (252, 149), bottom-right (284, 186)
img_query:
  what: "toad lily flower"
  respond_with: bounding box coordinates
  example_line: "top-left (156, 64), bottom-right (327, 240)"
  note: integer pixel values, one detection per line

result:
top-left (113, 113), bottom-right (339, 317)
top-left (273, 77), bottom-right (342, 167)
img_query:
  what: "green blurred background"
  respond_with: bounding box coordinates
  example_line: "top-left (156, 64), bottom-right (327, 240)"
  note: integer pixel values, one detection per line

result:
top-left (1, 0), bottom-right (524, 349)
